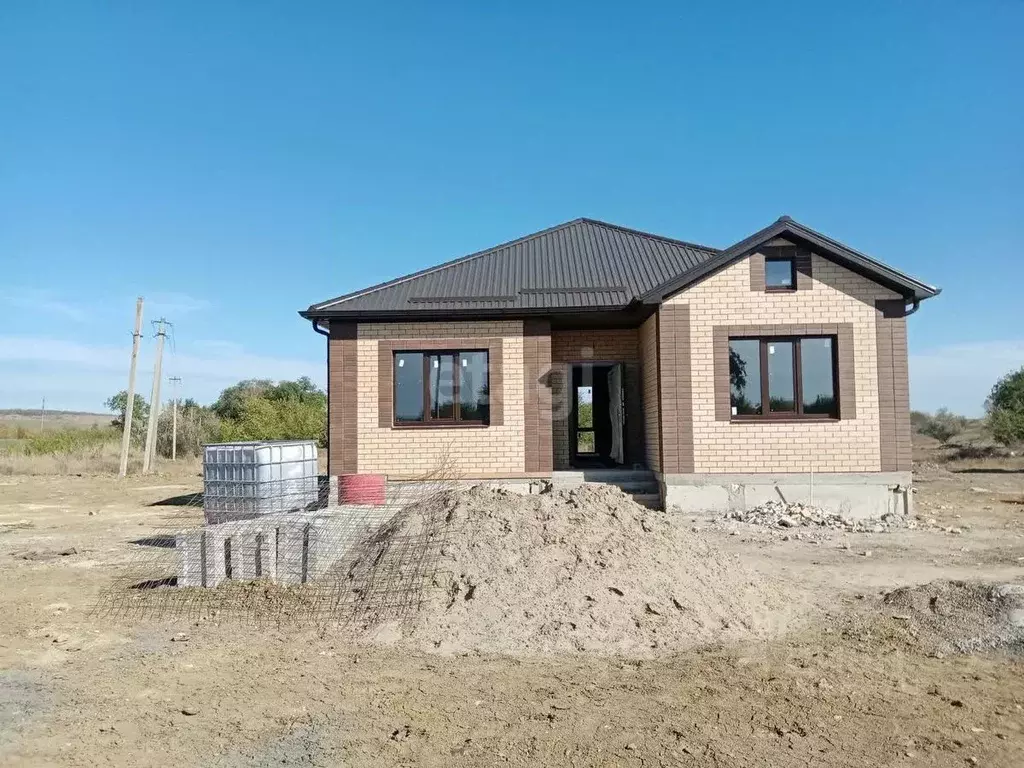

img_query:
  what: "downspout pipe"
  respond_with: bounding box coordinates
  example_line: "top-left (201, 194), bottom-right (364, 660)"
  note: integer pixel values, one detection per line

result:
top-left (311, 318), bottom-right (330, 489)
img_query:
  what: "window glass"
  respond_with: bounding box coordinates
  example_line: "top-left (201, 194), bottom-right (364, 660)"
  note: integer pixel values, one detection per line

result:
top-left (801, 338), bottom-right (836, 415)
top-left (729, 340), bottom-right (762, 415)
top-left (576, 386), bottom-right (593, 427)
top-left (429, 354), bottom-right (456, 420)
top-left (765, 258), bottom-right (795, 288)
top-left (458, 351), bottom-right (489, 421)
top-left (767, 340), bottom-right (796, 412)
top-left (394, 353), bottom-right (424, 421)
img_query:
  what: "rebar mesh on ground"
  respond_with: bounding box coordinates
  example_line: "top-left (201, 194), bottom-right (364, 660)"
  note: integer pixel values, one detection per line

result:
top-left (93, 458), bottom-right (460, 632)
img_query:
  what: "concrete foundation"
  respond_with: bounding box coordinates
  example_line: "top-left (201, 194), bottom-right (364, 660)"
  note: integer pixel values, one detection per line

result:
top-left (659, 472), bottom-right (913, 520)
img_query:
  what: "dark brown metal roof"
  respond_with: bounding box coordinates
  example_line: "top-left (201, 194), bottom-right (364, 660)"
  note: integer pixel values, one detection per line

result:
top-left (303, 218), bottom-right (719, 317)
top-left (302, 215), bottom-right (939, 320)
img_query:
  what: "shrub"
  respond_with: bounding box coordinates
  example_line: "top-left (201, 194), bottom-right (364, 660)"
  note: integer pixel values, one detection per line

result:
top-left (218, 395), bottom-right (326, 444)
top-left (909, 410), bottom-right (931, 432)
top-left (915, 408), bottom-right (968, 442)
top-left (986, 367), bottom-right (1024, 446)
top-left (21, 426), bottom-right (119, 455)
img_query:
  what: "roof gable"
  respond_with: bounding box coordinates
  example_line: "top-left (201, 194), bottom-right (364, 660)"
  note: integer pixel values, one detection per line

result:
top-left (641, 216), bottom-right (940, 304)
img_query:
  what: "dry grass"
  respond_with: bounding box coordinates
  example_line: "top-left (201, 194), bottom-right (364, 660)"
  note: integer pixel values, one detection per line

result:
top-left (0, 440), bottom-right (202, 477)
top-left (0, 410), bottom-right (110, 433)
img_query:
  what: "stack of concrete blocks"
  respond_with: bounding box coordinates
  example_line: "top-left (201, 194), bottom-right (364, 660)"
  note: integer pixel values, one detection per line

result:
top-left (177, 512), bottom-right (342, 587)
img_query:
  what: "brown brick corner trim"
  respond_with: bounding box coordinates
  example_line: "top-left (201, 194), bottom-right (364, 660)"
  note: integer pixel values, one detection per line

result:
top-left (375, 338), bottom-right (504, 429)
top-left (712, 323), bottom-right (856, 421)
top-left (658, 305), bottom-right (694, 474)
top-left (875, 300), bottom-right (912, 471)
top-left (523, 319), bottom-right (553, 474)
top-left (748, 245), bottom-right (813, 292)
top-left (328, 322), bottom-right (358, 476)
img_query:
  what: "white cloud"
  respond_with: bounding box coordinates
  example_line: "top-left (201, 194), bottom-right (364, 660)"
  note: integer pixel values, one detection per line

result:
top-left (0, 289), bottom-right (89, 322)
top-left (0, 336), bottom-right (324, 411)
top-left (144, 293), bottom-right (211, 316)
top-left (910, 340), bottom-right (1024, 417)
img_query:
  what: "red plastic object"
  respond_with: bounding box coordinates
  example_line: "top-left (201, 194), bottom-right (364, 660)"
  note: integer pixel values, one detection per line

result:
top-left (338, 474), bottom-right (386, 505)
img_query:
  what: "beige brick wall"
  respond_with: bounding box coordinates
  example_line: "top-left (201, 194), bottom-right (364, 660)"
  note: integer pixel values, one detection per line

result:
top-left (639, 314), bottom-right (661, 472)
top-left (356, 320), bottom-right (526, 478)
top-left (664, 252), bottom-right (901, 473)
top-left (551, 328), bottom-right (640, 363)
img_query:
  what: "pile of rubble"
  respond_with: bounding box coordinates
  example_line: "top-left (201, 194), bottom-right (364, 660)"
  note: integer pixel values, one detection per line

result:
top-left (719, 500), bottom-right (966, 537)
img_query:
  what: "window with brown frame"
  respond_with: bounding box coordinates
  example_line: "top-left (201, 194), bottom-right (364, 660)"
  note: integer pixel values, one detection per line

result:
top-left (764, 255), bottom-right (797, 291)
top-left (393, 350), bottom-right (489, 426)
top-left (728, 336), bottom-right (839, 419)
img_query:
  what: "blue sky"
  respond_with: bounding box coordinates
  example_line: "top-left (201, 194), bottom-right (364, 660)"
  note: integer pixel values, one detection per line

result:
top-left (0, 1), bottom-right (1021, 416)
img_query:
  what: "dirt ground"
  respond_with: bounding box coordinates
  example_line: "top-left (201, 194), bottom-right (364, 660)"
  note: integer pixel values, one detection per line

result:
top-left (0, 458), bottom-right (1022, 767)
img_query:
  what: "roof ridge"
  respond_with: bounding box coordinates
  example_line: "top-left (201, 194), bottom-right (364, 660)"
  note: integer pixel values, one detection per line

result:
top-left (309, 218), bottom-right (590, 311)
top-left (578, 217), bottom-right (721, 254)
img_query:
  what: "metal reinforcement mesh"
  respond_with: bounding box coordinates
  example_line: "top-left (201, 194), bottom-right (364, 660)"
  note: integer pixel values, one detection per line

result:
top-left (93, 458), bottom-right (459, 632)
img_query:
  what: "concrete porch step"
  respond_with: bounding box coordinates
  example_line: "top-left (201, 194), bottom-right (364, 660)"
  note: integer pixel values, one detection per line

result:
top-left (630, 492), bottom-right (663, 510)
top-left (552, 469), bottom-right (657, 484)
top-left (614, 480), bottom-right (660, 495)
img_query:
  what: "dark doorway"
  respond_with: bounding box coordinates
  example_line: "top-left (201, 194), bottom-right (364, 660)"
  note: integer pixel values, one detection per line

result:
top-left (570, 363), bottom-right (624, 468)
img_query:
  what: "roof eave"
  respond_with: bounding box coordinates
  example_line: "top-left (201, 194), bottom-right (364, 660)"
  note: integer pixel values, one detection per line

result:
top-left (299, 303), bottom-right (650, 324)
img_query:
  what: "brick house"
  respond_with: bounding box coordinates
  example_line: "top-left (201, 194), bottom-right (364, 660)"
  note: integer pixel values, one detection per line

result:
top-left (301, 216), bottom-right (938, 517)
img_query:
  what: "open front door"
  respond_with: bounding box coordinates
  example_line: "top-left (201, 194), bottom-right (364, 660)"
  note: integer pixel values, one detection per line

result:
top-left (607, 364), bottom-right (624, 465)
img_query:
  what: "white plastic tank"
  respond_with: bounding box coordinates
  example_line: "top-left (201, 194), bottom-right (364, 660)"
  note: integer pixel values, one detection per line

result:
top-left (202, 440), bottom-right (318, 524)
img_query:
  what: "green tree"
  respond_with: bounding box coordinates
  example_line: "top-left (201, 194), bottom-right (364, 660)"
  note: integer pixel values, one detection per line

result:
top-left (212, 377), bottom-right (326, 420)
top-left (729, 347), bottom-right (747, 391)
top-left (986, 367), bottom-right (1024, 445)
top-left (577, 401), bottom-right (593, 428)
top-left (104, 391), bottom-right (149, 442)
top-left (211, 377), bottom-right (327, 446)
top-left (268, 376), bottom-right (325, 406)
top-left (211, 379), bottom-right (275, 420)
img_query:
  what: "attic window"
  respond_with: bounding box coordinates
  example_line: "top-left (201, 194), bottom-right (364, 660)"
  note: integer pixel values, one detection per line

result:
top-left (765, 256), bottom-right (796, 291)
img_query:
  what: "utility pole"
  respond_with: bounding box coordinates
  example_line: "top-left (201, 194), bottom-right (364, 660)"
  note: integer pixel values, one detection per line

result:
top-left (39, 397), bottom-right (45, 432)
top-left (118, 297), bottom-right (144, 478)
top-left (168, 376), bottom-right (182, 461)
top-left (142, 318), bottom-right (168, 474)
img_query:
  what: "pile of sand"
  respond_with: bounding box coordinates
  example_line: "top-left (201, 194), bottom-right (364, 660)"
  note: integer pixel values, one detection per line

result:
top-left (344, 484), bottom-right (800, 657)
top-left (882, 580), bottom-right (1024, 654)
